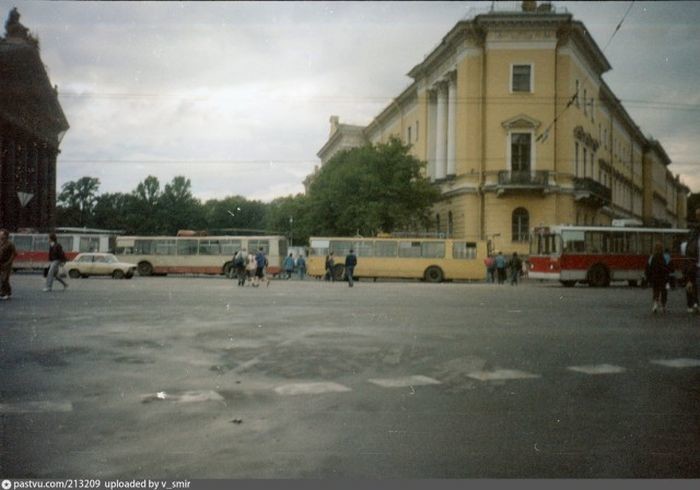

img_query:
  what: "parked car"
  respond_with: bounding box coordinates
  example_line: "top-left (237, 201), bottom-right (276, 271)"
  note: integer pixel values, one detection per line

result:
top-left (65, 253), bottom-right (137, 279)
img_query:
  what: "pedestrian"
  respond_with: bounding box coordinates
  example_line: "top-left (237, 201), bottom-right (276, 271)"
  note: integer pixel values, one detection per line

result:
top-left (233, 250), bottom-right (247, 286)
top-left (0, 229), bottom-right (17, 300)
top-left (647, 241), bottom-right (671, 314)
top-left (683, 209), bottom-right (700, 312)
top-left (246, 251), bottom-right (256, 286)
top-left (495, 251), bottom-right (507, 285)
top-left (296, 253), bottom-right (307, 280)
top-left (345, 248), bottom-right (357, 287)
top-left (325, 252), bottom-right (335, 282)
top-left (682, 253), bottom-right (697, 313)
top-left (44, 233), bottom-right (68, 292)
top-left (253, 247), bottom-right (267, 287)
top-left (484, 254), bottom-right (495, 283)
top-left (283, 252), bottom-right (295, 280)
top-left (510, 252), bottom-right (523, 286)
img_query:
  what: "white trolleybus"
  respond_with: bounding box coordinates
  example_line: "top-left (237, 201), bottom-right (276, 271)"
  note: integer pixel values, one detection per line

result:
top-left (10, 228), bottom-right (117, 272)
top-left (114, 235), bottom-right (288, 277)
top-left (528, 224), bottom-right (690, 287)
top-left (307, 236), bottom-right (488, 282)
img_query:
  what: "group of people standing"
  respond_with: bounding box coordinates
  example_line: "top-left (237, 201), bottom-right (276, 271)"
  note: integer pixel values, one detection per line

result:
top-left (232, 247), bottom-right (271, 287)
top-left (0, 230), bottom-right (68, 300)
top-left (484, 251), bottom-right (523, 285)
top-left (324, 250), bottom-right (357, 287)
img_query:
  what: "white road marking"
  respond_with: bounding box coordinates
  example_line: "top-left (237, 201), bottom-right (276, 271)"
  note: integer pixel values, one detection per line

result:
top-left (141, 390), bottom-right (224, 403)
top-left (651, 358), bottom-right (700, 368)
top-left (367, 375), bottom-right (441, 388)
top-left (274, 382), bottom-right (352, 396)
top-left (467, 369), bottom-right (541, 381)
top-left (567, 364), bottom-right (626, 375)
top-left (0, 401), bottom-right (73, 413)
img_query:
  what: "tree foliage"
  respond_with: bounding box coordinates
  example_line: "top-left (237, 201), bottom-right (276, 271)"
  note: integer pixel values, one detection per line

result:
top-left (305, 137), bottom-right (440, 236)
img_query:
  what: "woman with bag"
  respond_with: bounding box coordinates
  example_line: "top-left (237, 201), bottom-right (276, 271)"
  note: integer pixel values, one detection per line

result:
top-left (44, 233), bottom-right (68, 292)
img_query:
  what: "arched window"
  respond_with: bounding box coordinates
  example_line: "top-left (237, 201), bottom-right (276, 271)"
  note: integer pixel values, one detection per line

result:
top-left (448, 211), bottom-right (454, 238)
top-left (512, 208), bottom-right (529, 242)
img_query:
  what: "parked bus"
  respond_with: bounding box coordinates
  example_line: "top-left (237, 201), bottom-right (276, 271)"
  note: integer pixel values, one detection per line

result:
top-left (114, 235), bottom-right (288, 277)
top-left (307, 236), bottom-right (488, 282)
top-left (10, 231), bottom-right (116, 271)
top-left (528, 225), bottom-right (690, 287)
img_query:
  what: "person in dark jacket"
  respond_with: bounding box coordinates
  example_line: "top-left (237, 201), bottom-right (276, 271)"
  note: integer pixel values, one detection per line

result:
top-left (44, 233), bottom-right (68, 292)
top-left (345, 249), bottom-right (357, 287)
top-left (510, 252), bottom-right (522, 285)
top-left (324, 252), bottom-right (335, 282)
top-left (647, 241), bottom-right (671, 314)
top-left (0, 229), bottom-right (17, 300)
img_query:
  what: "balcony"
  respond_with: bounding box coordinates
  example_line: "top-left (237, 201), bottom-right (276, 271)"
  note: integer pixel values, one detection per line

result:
top-left (496, 170), bottom-right (550, 195)
top-left (573, 177), bottom-right (611, 207)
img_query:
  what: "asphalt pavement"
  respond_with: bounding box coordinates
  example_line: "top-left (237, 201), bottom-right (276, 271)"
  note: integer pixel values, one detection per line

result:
top-left (2, 273), bottom-right (700, 478)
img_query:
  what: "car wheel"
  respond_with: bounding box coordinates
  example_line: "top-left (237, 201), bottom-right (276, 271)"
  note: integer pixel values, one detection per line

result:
top-left (424, 266), bottom-right (444, 283)
top-left (113, 270), bottom-right (125, 279)
top-left (138, 261), bottom-right (153, 276)
top-left (68, 269), bottom-right (81, 279)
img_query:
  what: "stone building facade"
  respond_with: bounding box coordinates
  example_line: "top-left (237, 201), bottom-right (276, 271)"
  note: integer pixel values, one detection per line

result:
top-left (317, 2), bottom-right (689, 254)
top-left (0, 8), bottom-right (69, 231)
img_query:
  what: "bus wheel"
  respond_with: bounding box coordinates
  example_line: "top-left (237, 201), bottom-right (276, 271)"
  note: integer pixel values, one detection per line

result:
top-left (424, 266), bottom-right (444, 283)
top-left (68, 269), bottom-right (81, 279)
top-left (223, 262), bottom-right (235, 278)
top-left (138, 261), bottom-right (154, 277)
top-left (332, 264), bottom-right (345, 281)
top-left (560, 280), bottom-right (576, 287)
top-left (587, 264), bottom-right (610, 287)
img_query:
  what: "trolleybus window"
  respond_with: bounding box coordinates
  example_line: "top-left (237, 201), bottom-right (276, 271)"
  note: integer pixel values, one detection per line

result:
top-left (248, 239), bottom-right (269, 254)
top-left (375, 241), bottom-right (397, 257)
top-left (198, 239), bottom-right (221, 255)
top-left (177, 239), bottom-right (197, 256)
top-left (80, 236), bottom-right (100, 252)
top-left (155, 239), bottom-right (177, 255)
top-left (355, 241), bottom-right (374, 257)
top-left (561, 230), bottom-right (583, 253)
top-left (421, 241), bottom-right (445, 258)
top-left (220, 239), bottom-right (241, 256)
top-left (453, 242), bottom-right (477, 259)
top-left (330, 241), bottom-right (353, 257)
top-left (398, 241), bottom-right (421, 258)
top-left (33, 235), bottom-right (49, 251)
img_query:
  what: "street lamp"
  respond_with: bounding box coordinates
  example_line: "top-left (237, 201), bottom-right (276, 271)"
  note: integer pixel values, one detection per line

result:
top-left (289, 216), bottom-right (294, 248)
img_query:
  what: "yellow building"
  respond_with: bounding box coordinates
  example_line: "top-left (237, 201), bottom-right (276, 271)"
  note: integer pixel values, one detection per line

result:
top-left (316, 1), bottom-right (689, 255)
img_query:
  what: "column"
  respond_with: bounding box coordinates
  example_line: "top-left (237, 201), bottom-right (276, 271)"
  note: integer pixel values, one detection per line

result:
top-left (427, 90), bottom-right (437, 181)
top-left (435, 82), bottom-right (447, 181)
top-left (446, 74), bottom-right (457, 177)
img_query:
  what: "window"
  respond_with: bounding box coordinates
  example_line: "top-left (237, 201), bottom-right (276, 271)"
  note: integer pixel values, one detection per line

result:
top-left (134, 239), bottom-right (153, 254)
top-left (93, 255), bottom-right (107, 264)
top-left (375, 241), bottom-right (397, 257)
top-left (354, 241), bottom-right (374, 257)
top-left (511, 64), bottom-right (532, 93)
top-left (407, 126), bottom-right (412, 144)
top-left (562, 230), bottom-right (585, 253)
top-left (421, 242), bottom-right (445, 259)
top-left (583, 89), bottom-right (587, 115)
top-left (575, 79), bottom-right (580, 107)
top-left (398, 241), bottom-right (422, 258)
top-left (453, 242), bottom-right (477, 260)
top-left (575, 142), bottom-right (579, 176)
top-left (79, 236), bottom-right (100, 252)
top-left (76, 255), bottom-right (93, 263)
top-left (198, 239), bottom-right (221, 255)
top-left (310, 239), bottom-right (329, 257)
top-left (512, 208), bottom-right (529, 242)
top-left (155, 240), bottom-right (177, 255)
top-left (329, 240), bottom-right (352, 257)
top-left (511, 133), bottom-right (531, 172)
top-left (176, 239), bottom-right (196, 256)
top-left (220, 240), bottom-right (242, 256)
top-left (590, 98), bottom-right (595, 122)
top-left (248, 240), bottom-right (269, 255)
top-left (58, 236), bottom-right (73, 251)
top-left (415, 121), bottom-right (419, 142)
top-left (583, 147), bottom-right (587, 177)
top-left (32, 235), bottom-right (49, 251)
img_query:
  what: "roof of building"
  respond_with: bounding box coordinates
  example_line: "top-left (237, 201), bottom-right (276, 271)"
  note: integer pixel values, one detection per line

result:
top-left (0, 8), bottom-right (69, 147)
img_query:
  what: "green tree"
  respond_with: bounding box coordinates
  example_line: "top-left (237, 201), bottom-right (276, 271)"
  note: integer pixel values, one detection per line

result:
top-left (57, 176), bottom-right (101, 226)
top-left (160, 176), bottom-right (204, 234)
top-left (265, 194), bottom-right (311, 246)
top-left (306, 137), bottom-right (440, 236)
top-left (129, 175), bottom-right (165, 234)
top-left (202, 196), bottom-right (268, 233)
top-left (92, 192), bottom-right (134, 231)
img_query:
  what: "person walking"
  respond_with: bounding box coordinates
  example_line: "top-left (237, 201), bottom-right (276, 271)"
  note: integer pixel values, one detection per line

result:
top-left (682, 209), bottom-right (700, 312)
top-left (296, 254), bottom-right (307, 280)
top-left (44, 233), bottom-right (68, 292)
top-left (245, 251), bottom-right (256, 286)
top-left (647, 241), bottom-right (671, 314)
top-left (325, 252), bottom-right (335, 282)
top-left (233, 250), bottom-right (247, 287)
top-left (494, 251), bottom-right (507, 285)
top-left (253, 247), bottom-right (267, 287)
top-left (510, 252), bottom-right (523, 286)
top-left (0, 229), bottom-right (17, 300)
top-left (283, 253), bottom-right (295, 280)
top-left (484, 254), bottom-right (495, 283)
top-left (345, 248), bottom-right (358, 287)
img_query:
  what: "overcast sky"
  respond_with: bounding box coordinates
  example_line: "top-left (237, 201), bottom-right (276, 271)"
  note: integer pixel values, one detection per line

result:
top-left (3, 1), bottom-right (699, 201)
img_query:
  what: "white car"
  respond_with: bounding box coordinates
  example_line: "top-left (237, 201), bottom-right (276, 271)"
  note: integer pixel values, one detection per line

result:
top-left (65, 253), bottom-right (137, 279)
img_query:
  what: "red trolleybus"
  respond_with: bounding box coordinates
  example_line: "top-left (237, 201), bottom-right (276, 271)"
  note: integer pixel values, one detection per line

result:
top-left (528, 225), bottom-right (689, 287)
top-left (10, 230), bottom-right (116, 272)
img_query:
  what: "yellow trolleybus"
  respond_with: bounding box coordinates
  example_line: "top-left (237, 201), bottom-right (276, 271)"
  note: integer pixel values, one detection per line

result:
top-left (115, 235), bottom-right (287, 277)
top-left (307, 236), bottom-right (488, 283)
